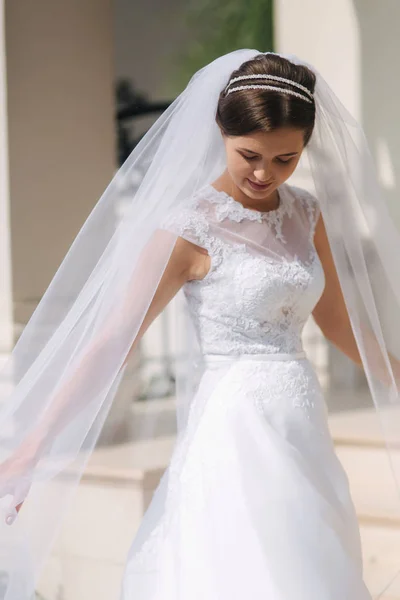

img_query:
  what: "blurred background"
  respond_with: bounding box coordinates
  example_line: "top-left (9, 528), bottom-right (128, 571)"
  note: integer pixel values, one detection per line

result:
top-left (1, 1), bottom-right (400, 598)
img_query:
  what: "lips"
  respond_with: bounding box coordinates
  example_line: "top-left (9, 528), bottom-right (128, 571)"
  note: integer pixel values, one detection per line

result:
top-left (250, 180), bottom-right (269, 186)
top-left (247, 178), bottom-right (272, 190)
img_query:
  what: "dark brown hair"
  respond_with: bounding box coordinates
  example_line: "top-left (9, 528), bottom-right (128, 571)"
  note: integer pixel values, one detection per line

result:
top-left (216, 54), bottom-right (316, 146)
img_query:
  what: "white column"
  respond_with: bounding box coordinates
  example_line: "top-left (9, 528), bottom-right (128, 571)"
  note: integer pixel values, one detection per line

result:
top-left (274, 0), bottom-right (362, 392)
top-left (5, 0), bottom-right (116, 328)
top-left (274, 0), bottom-right (361, 119)
top-left (355, 1), bottom-right (400, 359)
top-left (0, 0), bottom-right (13, 360)
top-left (3, 2), bottom-right (138, 442)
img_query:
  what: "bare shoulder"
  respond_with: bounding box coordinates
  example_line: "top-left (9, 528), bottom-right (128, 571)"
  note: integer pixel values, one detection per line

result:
top-left (311, 208), bottom-right (351, 335)
top-left (313, 209), bottom-right (333, 276)
top-left (313, 209), bottom-right (329, 257)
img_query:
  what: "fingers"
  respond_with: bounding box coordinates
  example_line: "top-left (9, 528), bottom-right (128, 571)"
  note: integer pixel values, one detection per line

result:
top-left (4, 480), bottom-right (31, 525)
top-left (13, 479), bottom-right (31, 506)
top-left (4, 501), bottom-right (24, 525)
top-left (5, 507), bottom-right (17, 526)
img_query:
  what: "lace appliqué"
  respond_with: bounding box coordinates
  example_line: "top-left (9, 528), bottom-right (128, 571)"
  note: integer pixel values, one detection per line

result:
top-left (201, 184), bottom-right (295, 244)
top-left (160, 196), bottom-right (225, 273)
top-left (186, 243), bottom-right (324, 356)
top-left (228, 360), bottom-right (330, 441)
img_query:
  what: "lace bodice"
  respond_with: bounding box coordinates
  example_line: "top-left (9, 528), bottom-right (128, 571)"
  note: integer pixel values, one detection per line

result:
top-left (161, 183), bottom-right (325, 355)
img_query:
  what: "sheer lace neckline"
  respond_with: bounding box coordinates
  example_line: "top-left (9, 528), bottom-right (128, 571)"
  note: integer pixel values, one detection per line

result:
top-left (201, 183), bottom-right (293, 224)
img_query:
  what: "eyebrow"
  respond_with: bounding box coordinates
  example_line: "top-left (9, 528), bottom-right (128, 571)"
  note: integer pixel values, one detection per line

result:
top-left (238, 148), bottom-right (299, 157)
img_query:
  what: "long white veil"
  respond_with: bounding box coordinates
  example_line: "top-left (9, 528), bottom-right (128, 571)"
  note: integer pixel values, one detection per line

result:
top-left (0, 48), bottom-right (399, 598)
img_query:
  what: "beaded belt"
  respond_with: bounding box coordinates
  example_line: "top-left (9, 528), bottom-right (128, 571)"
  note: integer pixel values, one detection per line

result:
top-left (203, 351), bottom-right (306, 365)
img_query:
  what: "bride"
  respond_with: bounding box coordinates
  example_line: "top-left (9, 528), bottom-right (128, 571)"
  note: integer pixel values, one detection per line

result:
top-left (120, 53), bottom-right (372, 599)
top-left (0, 50), bottom-right (399, 599)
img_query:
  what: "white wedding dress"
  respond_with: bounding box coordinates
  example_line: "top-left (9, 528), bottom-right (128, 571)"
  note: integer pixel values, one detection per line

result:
top-left (120, 183), bottom-right (372, 599)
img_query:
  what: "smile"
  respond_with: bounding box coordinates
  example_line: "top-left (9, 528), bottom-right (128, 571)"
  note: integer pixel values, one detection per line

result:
top-left (247, 179), bottom-right (272, 191)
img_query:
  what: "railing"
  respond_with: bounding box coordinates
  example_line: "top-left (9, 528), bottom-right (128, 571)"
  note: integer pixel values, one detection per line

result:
top-left (116, 80), bottom-right (172, 166)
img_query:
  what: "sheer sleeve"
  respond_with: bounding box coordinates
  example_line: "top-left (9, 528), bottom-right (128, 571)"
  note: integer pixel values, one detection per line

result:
top-left (160, 196), bottom-right (212, 251)
top-left (160, 195), bottom-right (225, 277)
top-left (291, 186), bottom-right (321, 242)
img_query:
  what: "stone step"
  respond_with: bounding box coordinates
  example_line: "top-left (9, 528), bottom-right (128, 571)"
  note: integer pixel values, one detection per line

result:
top-left (329, 407), bottom-right (400, 527)
top-left (360, 523), bottom-right (400, 599)
top-left (329, 407), bottom-right (400, 598)
top-left (335, 444), bottom-right (400, 527)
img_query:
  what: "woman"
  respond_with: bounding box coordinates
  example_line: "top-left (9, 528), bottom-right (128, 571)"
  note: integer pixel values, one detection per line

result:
top-left (0, 50), bottom-right (399, 599)
top-left (119, 53), bottom-right (372, 599)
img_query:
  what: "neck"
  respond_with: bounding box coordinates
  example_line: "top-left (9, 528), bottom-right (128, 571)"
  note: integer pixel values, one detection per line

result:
top-left (213, 173), bottom-right (280, 212)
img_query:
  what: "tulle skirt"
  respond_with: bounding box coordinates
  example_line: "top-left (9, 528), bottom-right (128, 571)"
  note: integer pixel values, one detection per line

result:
top-left (120, 353), bottom-right (372, 600)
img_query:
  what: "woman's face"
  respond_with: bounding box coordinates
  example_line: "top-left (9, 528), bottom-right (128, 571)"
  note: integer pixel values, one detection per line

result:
top-left (222, 127), bottom-right (305, 198)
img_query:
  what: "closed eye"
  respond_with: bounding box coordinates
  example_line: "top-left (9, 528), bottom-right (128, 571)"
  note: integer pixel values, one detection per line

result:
top-left (275, 157), bottom-right (294, 164)
top-left (240, 152), bottom-right (295, 164)
top-left (241, 153), bottom-right (258, 161)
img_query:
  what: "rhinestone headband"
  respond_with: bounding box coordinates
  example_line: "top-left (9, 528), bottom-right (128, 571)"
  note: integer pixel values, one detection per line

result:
top-left (224, 74), bottom-right (314, 103)
top-left (226, 84), bottom-right (313, 103)
top-left (225, 74), bottom-right (313, 98)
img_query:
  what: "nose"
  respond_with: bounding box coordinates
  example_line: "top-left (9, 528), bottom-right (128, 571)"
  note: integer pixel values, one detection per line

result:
top-left (254, 163), bottom-right (272, 183)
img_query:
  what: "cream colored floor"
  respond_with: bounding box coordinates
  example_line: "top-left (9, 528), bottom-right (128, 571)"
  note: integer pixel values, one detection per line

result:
top-left (329, 405), bottom-right (400, 599)
top-left (36, 394), bottom-right (400, 600)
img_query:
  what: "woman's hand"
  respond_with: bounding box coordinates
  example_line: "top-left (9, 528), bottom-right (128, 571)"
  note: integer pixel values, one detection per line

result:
top-left (0, 440), bottom-right (40, 525)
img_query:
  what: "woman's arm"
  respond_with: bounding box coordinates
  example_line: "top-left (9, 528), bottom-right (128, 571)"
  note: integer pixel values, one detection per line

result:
top-left (11, 233), bottom-right (209, 460)
top-left (312, 213), bottom-right (363, 367)
top-left (0, 232), bottom-right (209, 519)
top-left (123, 236), bottom-right (210, 365)
top-left (312, 212), bottom-right (400, 386)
